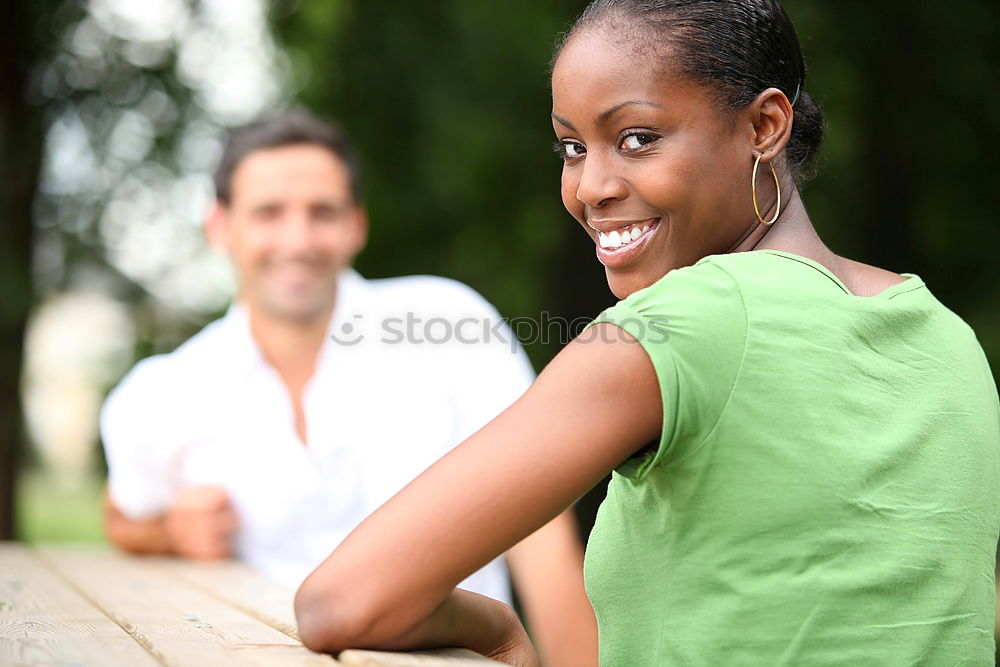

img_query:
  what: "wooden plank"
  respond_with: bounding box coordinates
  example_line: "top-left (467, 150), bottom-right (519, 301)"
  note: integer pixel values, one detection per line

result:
top-left (37, 545), bottom-right (337, 666)
top-left (167, 561), bottom-right (504, 667)
top-left (338, 648), bottom-right (502, 666)
top-left (0, 542), bottom-right (161, 666)
top-left (167, 562), bottom-right (510, 666)
top-left (163, 557), bottom-right (300, 640)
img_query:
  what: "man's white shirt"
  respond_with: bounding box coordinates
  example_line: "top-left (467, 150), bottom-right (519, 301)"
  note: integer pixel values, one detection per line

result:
top-left (101, 268), bottom-right (535, 602)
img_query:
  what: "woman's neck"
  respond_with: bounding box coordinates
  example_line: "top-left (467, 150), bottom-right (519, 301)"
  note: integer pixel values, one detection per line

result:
top-left (730, 187), bottom-right (839, 267)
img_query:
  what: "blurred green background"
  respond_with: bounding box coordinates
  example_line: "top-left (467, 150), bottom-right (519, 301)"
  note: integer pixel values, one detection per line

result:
top-left (2, 0), bottom-right (998, 543)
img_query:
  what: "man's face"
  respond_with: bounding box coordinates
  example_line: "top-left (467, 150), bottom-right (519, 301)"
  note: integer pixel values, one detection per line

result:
top-left (212, 143), bottom-right (367, 323)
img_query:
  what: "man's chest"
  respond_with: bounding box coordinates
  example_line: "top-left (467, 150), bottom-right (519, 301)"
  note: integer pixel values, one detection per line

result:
top-left (173, 359), bottom-right (460, 517)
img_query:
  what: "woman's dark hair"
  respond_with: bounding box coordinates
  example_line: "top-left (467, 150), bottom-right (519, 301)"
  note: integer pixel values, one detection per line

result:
top-left (214, 108), bottom-right (363, 205)
top-left (555, 0), bottom-right (824, 183)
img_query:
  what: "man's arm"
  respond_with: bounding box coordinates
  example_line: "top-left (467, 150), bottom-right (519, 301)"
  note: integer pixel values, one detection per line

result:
top-left (101, 355), bottom-right (238, 560)
top-left (104, 489), bottom-right (172, 554)
top-left (104, 486), bottom-right (238, 560)
top-left (506, 511), bottom-right (598, 667)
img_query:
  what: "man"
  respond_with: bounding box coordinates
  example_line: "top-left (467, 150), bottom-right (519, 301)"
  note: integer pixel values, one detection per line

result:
top-left (100, 109), bottom-right (596, 665)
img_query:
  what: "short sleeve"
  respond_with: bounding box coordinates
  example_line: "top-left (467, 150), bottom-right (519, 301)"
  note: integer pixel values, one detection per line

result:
top-left (584, 258), bottom-right (748, 478)
top-left (100, 356), bottom-right (185, 520)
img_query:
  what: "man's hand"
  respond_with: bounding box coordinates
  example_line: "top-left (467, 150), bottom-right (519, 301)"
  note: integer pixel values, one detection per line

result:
top-left (165, 486), bottom-right (238, 560)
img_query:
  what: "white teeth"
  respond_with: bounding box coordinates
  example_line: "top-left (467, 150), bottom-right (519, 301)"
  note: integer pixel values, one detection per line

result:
top-left (596, 223), bottom-right (657, 251)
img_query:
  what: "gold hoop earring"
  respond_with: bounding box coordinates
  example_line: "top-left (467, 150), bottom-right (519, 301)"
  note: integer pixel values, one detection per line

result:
top-left (752, 153), bottom-right (781, 226)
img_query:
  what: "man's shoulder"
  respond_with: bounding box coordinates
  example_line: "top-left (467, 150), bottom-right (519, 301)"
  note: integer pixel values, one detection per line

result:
top-left (364, 274), bottom-right (500, 317)
top-left (108, 314), bottom-right (239, 403)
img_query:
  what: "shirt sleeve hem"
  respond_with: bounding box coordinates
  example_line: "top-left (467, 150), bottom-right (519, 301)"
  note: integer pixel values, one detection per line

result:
top-left (583, 310), bottom-right (681, 479)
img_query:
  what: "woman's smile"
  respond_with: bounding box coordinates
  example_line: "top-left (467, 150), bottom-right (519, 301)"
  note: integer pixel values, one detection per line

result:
top-left (589, 218), bottom-right (662, 267)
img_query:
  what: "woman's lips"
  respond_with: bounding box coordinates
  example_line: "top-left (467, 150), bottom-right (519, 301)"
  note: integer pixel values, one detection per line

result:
top-left (593, 219), bottom-right (661, 268)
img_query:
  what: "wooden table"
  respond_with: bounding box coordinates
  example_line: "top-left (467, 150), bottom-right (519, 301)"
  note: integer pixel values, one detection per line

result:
top-left (0, 543), bottom-right (501, 666)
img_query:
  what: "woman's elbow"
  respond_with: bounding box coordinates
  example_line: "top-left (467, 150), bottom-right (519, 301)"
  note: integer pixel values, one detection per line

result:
top-left (294, 574), bottom-right (378, 654)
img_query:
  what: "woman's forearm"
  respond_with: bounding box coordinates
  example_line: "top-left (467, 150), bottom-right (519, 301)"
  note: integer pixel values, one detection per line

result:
top-left (389, 589), bottom-right (535, 661)
top-left (296, 584), bottom-right (536, 663)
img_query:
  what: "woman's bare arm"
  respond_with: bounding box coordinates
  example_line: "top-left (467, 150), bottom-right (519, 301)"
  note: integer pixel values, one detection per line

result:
top-left (295, 324), bottom-right (661, 655)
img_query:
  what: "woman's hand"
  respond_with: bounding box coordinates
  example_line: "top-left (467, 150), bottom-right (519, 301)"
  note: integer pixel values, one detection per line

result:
top-left (476, 595), bottom-right (540, 667)
top-left (485, 623), bottom-right (541, 667)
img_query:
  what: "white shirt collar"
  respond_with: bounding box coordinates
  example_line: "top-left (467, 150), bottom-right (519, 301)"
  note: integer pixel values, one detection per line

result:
top-left (219, 267), bottom-right (368, 378)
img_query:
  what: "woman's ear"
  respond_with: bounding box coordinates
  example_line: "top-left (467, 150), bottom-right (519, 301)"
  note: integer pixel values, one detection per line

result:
top-left (749, 87), bottom-right (794, 161)
top-left (203, 201), bottom-right (230, 252)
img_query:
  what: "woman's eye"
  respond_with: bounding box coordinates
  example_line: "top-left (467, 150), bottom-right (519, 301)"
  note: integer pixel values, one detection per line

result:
top-left (554, 140), bottom-right (586, 160)
top-left (620, 132), bottom-right (659, 152)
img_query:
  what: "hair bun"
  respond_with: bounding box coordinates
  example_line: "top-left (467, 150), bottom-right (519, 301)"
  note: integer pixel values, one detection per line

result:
top-left (787, 90), bottom-right (824, 184)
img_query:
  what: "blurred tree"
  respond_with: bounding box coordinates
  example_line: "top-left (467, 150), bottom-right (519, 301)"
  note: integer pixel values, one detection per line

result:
top-left (29, 0), bottom-right (286, 334)
top-left (0, 0), bottom-right (52, 539)
top-left (13, 0), bottom-right (288, 534)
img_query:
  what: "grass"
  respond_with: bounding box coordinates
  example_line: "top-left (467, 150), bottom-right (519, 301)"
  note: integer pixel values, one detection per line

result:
top-left (16, 469), bottom-right (106, 543)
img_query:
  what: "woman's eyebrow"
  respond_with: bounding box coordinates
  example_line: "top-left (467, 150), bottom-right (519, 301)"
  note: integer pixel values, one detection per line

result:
top-left (552, 101), bottom-right (665, 133)
top-left (551, 113), bottom-right (577, 131)
top-left (598, 100), bottom-right (664, 124)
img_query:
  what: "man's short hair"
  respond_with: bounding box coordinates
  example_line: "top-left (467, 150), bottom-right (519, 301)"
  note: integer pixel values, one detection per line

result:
top-left (214, 108), bottom-right (363, 205)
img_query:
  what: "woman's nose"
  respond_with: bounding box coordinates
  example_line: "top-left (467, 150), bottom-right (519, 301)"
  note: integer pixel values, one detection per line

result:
top-left (575, 152), bottom-right (628, 208)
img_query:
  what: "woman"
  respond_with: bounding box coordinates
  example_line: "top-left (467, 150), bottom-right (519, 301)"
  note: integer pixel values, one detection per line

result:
top-left (295, 1), bottom-right (1000, 664)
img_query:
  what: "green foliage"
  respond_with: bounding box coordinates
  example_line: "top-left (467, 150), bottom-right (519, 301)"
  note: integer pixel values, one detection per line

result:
top-left (17, 471), bottom-right (105, 544)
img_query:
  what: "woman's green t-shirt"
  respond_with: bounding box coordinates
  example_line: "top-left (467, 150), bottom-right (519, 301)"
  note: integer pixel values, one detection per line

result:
top-left (583, 249), bottom-right (1000, 665)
